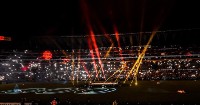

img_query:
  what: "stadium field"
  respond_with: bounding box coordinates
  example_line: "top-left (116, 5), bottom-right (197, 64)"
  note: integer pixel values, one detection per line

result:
top-left (0, 80), bottom-right (200, 104)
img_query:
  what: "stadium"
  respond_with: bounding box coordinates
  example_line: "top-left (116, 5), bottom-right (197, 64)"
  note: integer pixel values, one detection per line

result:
top-left (0, 0), bottom-right (200, 105)
top-left (0, 29), bottom-right (200, 105)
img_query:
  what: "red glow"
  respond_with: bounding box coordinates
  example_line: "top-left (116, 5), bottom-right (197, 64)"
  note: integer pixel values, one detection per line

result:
top-left (81, 62), bottom-right (91, 78)
top-left (114, 26), bottom-right (120, 43)
top-left (114, 25), bottom-right (124, 62)
top-left (186, 52), bottom-right (192, 56)
top-left (0, 36), bottom-right (4, 40)
top-left (81, 0), bottom-right (105, 79)
top-left (96, 18), bottom-right (113, 44)
top-left (42, 50), bottom-right (52, 60)
top-left (21, 66), bottom-right (28, 71)
top-left (51, 99), bottom-right (57, 105)
top-left (114, 25), bottom-right (121, 48)
top-left (88, 38), bottom-right (98, 77)
top-left (62, 58), bottom-right (70, 63)
top-left (90, 31), bottom-right (105, 78)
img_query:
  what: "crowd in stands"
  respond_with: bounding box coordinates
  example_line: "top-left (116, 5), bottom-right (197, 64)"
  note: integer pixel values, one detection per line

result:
top-left (0, 45), bottom-right (199, 82)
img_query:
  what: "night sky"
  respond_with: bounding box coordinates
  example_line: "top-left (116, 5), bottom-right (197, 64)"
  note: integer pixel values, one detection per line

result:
top-left (0, 0), bottom-right (200, 49)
